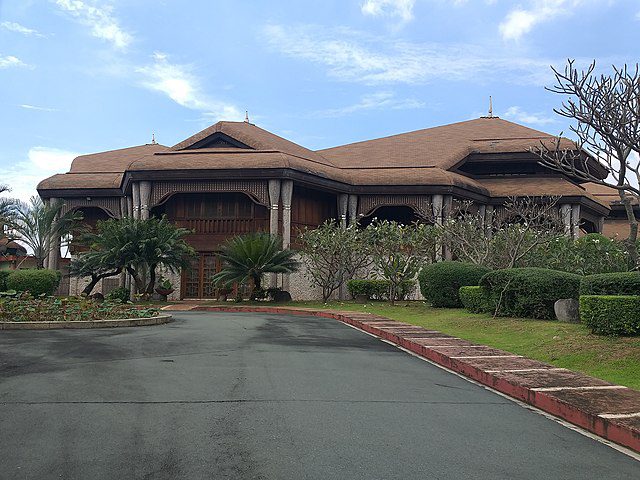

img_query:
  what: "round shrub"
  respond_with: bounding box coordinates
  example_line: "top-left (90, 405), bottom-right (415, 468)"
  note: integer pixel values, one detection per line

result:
top-left (459, 286), bottom-right (494, 314)
top-left (6, 269), bottom-right (60, 296)
top-left (0, 271), bottom-right (10, 291)
top-left (580, 272), bottom-right (640, 296)
top-left (580, 295), bottom-right (640, 336)
top-left (106, 286), bottom-right (131, 303)
top-left (419, 261), bottom-right (491, 308)
top-left (479, 267), bottom-right (581, 320)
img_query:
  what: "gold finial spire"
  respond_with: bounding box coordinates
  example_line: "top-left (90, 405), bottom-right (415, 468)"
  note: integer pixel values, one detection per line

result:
top-left (488, 96), bottom-right (493, 118)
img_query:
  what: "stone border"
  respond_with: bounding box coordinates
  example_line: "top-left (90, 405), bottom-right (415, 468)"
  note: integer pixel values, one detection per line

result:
top-left (0, 314), bottom-right (172, 330)
top-left (186, 305), bottom-right (640, 453)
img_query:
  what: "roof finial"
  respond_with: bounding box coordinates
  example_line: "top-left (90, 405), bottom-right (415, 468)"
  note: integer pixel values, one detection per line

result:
top-left (488, 96), bottom-right (493, 118)
top-left (151, 132), bottom-right (157, 145)
top-left (244, 110), bottom-right (249, 123)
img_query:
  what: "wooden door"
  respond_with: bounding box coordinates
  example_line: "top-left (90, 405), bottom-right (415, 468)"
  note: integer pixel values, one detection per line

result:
top-left (182, 252), bottom-right (222, 299)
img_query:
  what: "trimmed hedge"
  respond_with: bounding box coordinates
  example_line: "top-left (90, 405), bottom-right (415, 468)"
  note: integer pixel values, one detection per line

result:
top-left (479, 267), bottom-right (581, 320)
top-left (347, 279), bottom-right (415, 301)
top-left (580, 272), bottom-right (640, 296)
top-left (580, 295), bottom-right (640, 336)
top-left (459, 286), bottom-right (493, 314)
top-left (0, 271), bottom-right (9, 291)
top-left (6, 269), bottom-right (61, 296)
top-left (419, 261), bottom-right (491, 308)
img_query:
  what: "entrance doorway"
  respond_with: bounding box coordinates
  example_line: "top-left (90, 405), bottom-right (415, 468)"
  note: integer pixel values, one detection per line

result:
top-left (182, 252), bottom-right (221, 299)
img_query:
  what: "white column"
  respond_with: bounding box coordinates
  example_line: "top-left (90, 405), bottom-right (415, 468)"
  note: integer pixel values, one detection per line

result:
top-left (348, 195), bottom-right (358, 226)
top-left (139, 181), bottom-right (152, 220)
top-left (559, 204), bottom-right (572, 237)
top-left (571, 204), bottom-right (581, 239)
top-left (268, 179), bottom-right (281, 288)
top-left (132, 182), bottom-right (141, 220)
top-left (443, 195), bottom-right (453, 260)
top-left (47, 197), bottom-right (60, 271)
top-left (432, 194), bottom-right (444, 261)
top-left (281, 180), bottom-right (293, 292)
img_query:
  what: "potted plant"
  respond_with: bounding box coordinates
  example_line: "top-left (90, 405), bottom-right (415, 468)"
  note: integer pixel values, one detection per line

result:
top-left (155, 278), bottom-right (174, 298)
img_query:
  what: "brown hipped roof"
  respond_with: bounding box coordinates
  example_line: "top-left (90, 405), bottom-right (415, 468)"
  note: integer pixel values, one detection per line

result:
top-left (583, 183), bottom-right (640, 206)
top-left (36, 117), bottom-right (596, 202)
top-left (479, 177), bottom-right (602, 203)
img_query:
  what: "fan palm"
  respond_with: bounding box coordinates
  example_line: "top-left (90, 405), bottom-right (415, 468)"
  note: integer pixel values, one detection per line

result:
top-left (5, 196), bottom-right (82, 268)
top-left (212, 232), bottom-right (299, 297)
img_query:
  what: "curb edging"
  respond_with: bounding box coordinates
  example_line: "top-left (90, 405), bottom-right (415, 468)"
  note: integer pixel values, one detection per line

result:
top-left (0, 314), bottom-right (173, 330)
top-left (190, 305), bottom-right (640, 453)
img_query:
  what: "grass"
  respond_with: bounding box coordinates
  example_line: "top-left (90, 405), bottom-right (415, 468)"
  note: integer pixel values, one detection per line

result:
top-left (282, 301), bottom-right (640, 390)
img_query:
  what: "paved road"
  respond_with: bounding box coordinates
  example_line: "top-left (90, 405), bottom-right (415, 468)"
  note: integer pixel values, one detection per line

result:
top-left (0, 312), bottom-right (638, 479)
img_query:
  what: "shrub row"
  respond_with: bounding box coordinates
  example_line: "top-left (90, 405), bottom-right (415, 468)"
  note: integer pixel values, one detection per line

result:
top-left (458, 286), bottom-right (493, 314)
top-left (418, 261), bottom-right (491, 307)
top-left (579, 295), bottom-right (640, 336)
top-left (4, 269), bottom-right (61, 296)
top-left (479, 268), bottom-right (581, 320)
top-left (347, 279), bottom-right (415, 301)
top-left (580, 272), bottom-right (640, 296)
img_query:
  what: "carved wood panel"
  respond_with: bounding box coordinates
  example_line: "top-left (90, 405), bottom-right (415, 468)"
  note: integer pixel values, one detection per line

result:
top-left (150, 180), bottom-right (269, 207)
top-left (358, 195), bottom-right (432, 217)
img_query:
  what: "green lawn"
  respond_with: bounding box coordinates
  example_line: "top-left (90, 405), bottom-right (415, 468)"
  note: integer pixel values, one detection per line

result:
top-left (285, 301), bottom-right (640, 390)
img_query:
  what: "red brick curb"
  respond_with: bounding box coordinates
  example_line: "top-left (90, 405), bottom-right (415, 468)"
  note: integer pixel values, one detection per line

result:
top-left (184, 305), bottom-right (640, 453)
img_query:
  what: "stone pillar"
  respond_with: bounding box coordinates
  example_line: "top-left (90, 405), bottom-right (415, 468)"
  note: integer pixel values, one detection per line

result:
top-left (348, 195), bottom-right (358, 226)
top-left (432, 194), bottom-right (444, 261)
top-left (47, 197), bottom-right (60, 271)
top-left (443, 195), bottom-right (453, 260)
top-left (485, 205), bottom-right (494, 238)
top-left (337, 194), bottom-right (348, 228)
top-left (478, 205), bottom-right (486, 230)
top-left (119, 197), bottom-right (128, 219)
top-left (571, 204), bottom-right (581, 239)
top-left (132, 182), bottom-right (141, 220)
top-left (127, 196), bottom-right (133, 217)
top-left (281, 180), bottom-right (293, 292)
top-left (596, 216), bottom-right (605, 234)
top-left (559, 204), bottom-right (572, 237)
top-left (139, 181), bottom-right (152, 220)
top-left (268, 179), bottom-right (281, 288)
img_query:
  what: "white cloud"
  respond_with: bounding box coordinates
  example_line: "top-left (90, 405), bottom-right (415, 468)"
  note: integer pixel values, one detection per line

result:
top-left (55, 0), bottom-right (132, 49)
top-left (503, 106), bottom-right (556, 126)
top-left (361, 0), bottom-right (416, 23)
top-left (3, 147), bottom-right (79, 202)
top-left (19, 104), bottom-right (57, 112)
top-left (313, 91), bottom-right (425, 117)
top-left (263, 24), bottom-right (555, 86)
top-left (499, 1), bottom-right (602, 41)
top-left (0, 21), bottom-right (45, 37)
top-left (0, 55), bottom-right (28, 69)
top-left (136, 52), bottom-right (242, 121)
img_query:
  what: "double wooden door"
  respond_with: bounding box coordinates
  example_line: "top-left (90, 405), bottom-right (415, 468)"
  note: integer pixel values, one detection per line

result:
top-left (182, 252), bottom-right (221, 299)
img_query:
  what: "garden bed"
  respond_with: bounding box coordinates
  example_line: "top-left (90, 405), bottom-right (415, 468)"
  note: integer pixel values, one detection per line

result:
top-left (0, 294), bottom-right (168, 329)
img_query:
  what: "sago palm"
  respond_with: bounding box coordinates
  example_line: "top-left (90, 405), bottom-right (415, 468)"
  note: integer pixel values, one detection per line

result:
top-left (212, 232), bottom-right (299, 296)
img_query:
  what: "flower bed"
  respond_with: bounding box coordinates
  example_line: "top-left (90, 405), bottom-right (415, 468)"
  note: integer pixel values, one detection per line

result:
top-left (0, 294), bottom-right (159, 323)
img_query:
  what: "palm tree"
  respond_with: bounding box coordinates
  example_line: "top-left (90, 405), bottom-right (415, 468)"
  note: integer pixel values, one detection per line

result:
top-left (74, 216), bottom-right (195, 295)
top-left (212, 232), bottom-right (299, 298)
top-left (5, 196), bottom-right (82, 268)
top-left (0, 185), bottom-right (15, 228)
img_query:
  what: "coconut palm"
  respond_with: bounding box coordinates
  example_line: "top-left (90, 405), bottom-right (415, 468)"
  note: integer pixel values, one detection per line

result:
top-left (212, 232), bottom-right (299, 298)
top-left (5, 196), bottom-right (82, 268)
top-left (0, 185), bottom-right (15, 227)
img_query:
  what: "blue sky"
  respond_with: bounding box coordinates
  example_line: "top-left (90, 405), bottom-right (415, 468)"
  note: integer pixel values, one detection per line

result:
top-left (1, 0), bottom-right (639, 200)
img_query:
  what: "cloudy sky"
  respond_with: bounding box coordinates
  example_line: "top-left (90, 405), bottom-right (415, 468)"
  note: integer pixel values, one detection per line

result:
top-left (1, 0), bottom-right (639, 200)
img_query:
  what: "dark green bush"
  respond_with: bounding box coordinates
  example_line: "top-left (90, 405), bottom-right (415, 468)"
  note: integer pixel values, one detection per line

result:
top-left (106, 286), bottom-right (130, 303)
top-left (580, 295), bottom-right (640, 336)
top-left (419, 261), bottom-right (491, 308)
top-left (347, 279), bottom-right (415, 301)
top-left (580, 272), bottom-right (640, 296)
top-left (459, 286), bottom-right (494, 314)
top-left (6, 269), bottom-right (60, 296)
top-left (0, 271), bottom-right (10, 291)
top-left (480, 268), bottom-right (581, 319)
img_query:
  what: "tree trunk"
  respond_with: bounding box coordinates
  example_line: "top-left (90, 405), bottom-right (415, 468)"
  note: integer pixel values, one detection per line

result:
top-left (82, 269), bottom-right (122, 296)
top-left (145, 264), bottom-right (157, 295)
top-left (126, 266), bottom-right (144, 295)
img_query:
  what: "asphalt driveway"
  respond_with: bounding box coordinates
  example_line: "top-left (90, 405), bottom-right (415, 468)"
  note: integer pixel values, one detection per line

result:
top-left (0, 311), bottom-right (638, 479)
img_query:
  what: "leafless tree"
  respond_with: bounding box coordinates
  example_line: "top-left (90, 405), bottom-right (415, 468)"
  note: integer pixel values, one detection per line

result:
top-left (436, 197), bottom-right (563, 269)
top-left (532, 59), bottom-right (640, 266)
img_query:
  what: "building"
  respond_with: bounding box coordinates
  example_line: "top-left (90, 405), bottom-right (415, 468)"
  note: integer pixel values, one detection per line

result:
top-left (37, 116), bottom-right (612, 300)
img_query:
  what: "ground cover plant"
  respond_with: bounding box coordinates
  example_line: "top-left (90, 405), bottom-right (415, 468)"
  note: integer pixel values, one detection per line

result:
top-left (0, 294), bottom-right (158, 323)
